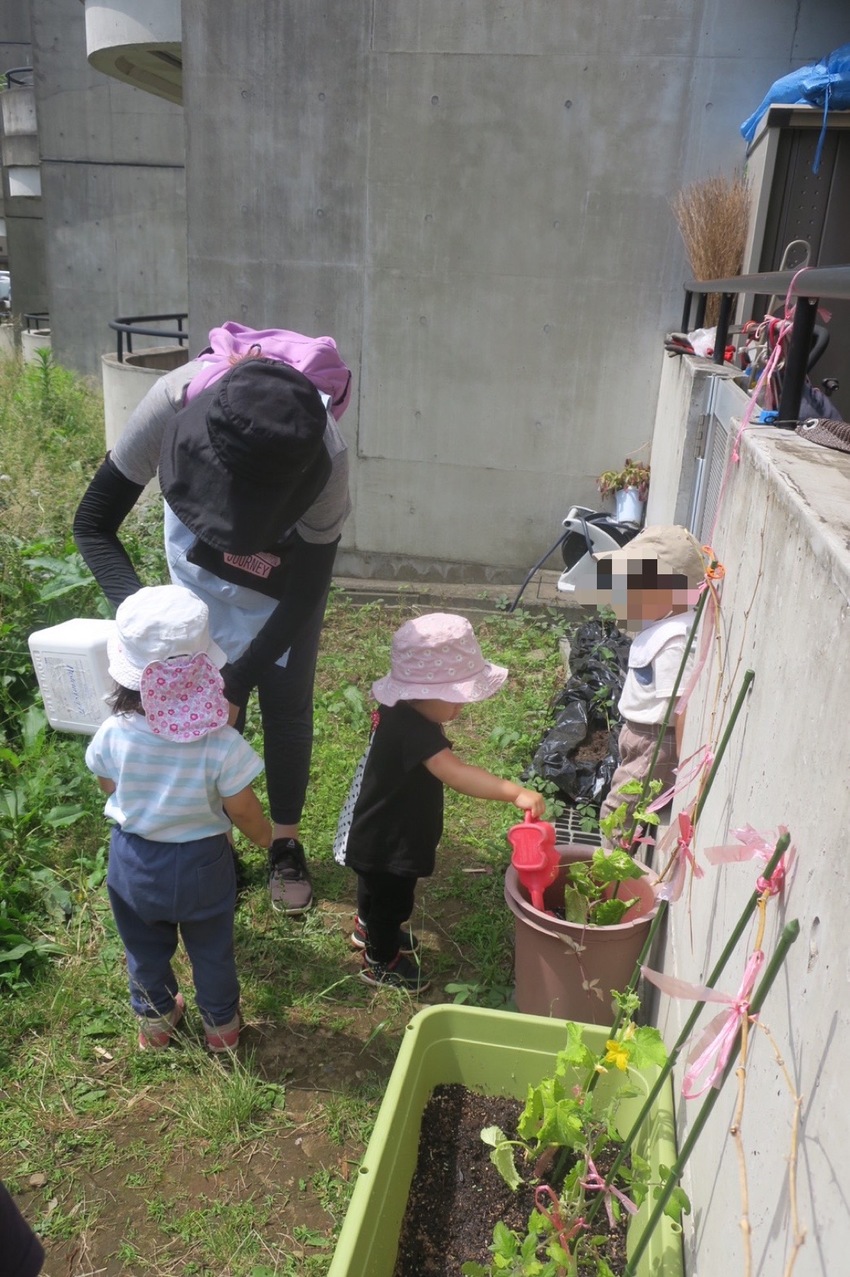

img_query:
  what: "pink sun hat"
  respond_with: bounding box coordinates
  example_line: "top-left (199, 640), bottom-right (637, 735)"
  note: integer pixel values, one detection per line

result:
top-left (139, 652), bottom-right (229, 742)
top-left (372, 613), bottom-right (508, 707)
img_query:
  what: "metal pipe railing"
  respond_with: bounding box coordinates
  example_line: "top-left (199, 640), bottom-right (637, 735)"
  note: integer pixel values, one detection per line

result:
top-left (3, 67), bottom-right (34, 88)
top-left (108, 313), bottom-right (189, 362)
top-left (681, 264), bottom-right (850, 422)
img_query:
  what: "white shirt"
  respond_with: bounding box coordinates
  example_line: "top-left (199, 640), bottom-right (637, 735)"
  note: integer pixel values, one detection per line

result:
top-left (85, 713), bottom-right (263, 842)
top-left (617, 611), bottom-right (696, 726)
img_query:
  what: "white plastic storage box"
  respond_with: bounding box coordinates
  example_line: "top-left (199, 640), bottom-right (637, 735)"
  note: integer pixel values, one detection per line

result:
top-left (28, 618), bottom-right (116, 734)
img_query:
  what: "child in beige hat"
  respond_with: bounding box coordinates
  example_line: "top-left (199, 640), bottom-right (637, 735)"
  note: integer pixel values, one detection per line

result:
top-left (594, 526), bottom-right (707, 845)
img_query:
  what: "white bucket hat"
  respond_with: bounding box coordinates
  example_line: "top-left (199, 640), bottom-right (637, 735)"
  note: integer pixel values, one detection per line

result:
top-left (372, 612), bottom-right (508, 707)
top-left (107, 586), bottom-right (227, 691)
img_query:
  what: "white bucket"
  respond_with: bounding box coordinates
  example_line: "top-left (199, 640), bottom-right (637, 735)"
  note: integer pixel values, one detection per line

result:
top-left (28, 618), bottom-right (116, 734)
top-left (614, 486), bottom-right (645, 524)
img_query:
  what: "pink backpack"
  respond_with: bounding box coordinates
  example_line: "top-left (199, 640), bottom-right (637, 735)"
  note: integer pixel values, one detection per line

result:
top-left (185, 321), bottom-right (353, 420)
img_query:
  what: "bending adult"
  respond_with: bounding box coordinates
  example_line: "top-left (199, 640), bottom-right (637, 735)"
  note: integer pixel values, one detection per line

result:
top-left (74, 323), bottom-right (353, 914)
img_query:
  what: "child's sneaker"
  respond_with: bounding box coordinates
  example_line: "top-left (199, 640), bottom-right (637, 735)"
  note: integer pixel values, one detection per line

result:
top-left (203, 1011), bottom-right (241, 1053)
top-left (137, 992), bottom-right (185, 1050)
top-left (351, 915), bottom-right (420, 955)
top-left (360, 952), bottom-right (430, 993)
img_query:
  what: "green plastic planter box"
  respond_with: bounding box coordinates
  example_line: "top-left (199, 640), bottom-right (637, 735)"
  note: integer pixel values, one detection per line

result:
top-left (328, 1004), bottom-right (683, 1277)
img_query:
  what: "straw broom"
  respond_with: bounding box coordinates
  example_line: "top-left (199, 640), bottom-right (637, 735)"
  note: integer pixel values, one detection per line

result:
top-left (672, 172), bottom-right (750, 325)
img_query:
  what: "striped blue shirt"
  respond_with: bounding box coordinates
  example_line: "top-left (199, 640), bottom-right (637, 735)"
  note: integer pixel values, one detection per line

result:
top-left (85, 713), bottom-right (264, 842)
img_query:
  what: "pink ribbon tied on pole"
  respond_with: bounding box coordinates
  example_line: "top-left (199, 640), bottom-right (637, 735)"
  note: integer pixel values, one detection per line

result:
top-left (646, 744), bottom-right (713, 815)
top-left (641, 950), bottom-right (765, 1099)
top-left (704, 824), bottom-right (794, 896)
top-left (656, 807), bottom-right (704, 903)
top-left (579, 1155), bottom-right (638, 1229)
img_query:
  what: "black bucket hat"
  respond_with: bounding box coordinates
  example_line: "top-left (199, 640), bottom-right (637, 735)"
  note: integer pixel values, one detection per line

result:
top-left (159, 358), bottom-right (331, 554)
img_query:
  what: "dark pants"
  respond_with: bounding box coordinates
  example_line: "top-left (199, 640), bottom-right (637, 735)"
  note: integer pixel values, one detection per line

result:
top-left (107, 827), bottom-right (239, 1027)
top-left (236, 580), bottom-right (330, 826)
top-left (356, 871), bottom-right (417, 963)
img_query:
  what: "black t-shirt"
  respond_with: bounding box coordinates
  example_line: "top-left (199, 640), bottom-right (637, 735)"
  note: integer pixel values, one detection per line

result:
top-left (345, 702), bottom-right (450, 877)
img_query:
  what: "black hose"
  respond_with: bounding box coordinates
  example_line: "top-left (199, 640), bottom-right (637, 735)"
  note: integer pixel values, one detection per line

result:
top-left (507, 530), bottom-right (570, 613)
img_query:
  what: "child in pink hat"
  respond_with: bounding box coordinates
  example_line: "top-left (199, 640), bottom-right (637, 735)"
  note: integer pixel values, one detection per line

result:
top-left (334, 612), bottom-right (545, 992)
top-left (85, 586), bottom-right (274, 1052)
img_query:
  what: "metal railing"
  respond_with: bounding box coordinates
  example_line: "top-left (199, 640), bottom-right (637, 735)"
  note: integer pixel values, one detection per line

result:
top-left (23, 312), bottom-right (49, 331)
top-left (681, 264), bottom-right (850, 422)
top-left (108, 313), bottom-right (189, 363)
top-left (3, 67), bottom-right (34, 88)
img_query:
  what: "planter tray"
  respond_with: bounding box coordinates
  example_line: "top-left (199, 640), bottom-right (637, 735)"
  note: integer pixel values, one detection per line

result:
top-left (328, 1004), bottom-right (682, 1277)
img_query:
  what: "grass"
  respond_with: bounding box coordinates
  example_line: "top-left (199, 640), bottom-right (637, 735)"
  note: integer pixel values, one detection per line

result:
top-left (0, 351), bottom-right (576, 1274)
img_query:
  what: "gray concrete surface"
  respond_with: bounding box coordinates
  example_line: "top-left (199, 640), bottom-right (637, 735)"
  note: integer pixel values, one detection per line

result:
top-left (23, 0), bottom-right (187, 376)
top-left (181, 0), bottom-right (849, 577)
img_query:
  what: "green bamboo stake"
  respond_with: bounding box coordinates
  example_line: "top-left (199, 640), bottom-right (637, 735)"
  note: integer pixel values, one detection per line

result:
top-left (595, 667), bottom-right (757, 1066)
top-left (585, 832), bottom-right (791, 1223)
top-left (692, 669), bottom-right (755, 825)
top-left (621, 919), bottom-right (801, 1277)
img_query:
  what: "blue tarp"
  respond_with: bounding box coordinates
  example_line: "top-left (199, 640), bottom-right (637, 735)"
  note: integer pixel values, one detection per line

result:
top-left (740, 42), bottom-right (850, 172)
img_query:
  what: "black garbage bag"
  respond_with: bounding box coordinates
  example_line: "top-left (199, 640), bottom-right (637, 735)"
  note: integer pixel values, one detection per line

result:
top-left (526, 618), bottom-right (630, 808)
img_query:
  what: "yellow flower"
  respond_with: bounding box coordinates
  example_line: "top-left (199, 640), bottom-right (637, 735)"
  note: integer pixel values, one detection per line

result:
top-left (604, 1040), bottom-right (630, 1071)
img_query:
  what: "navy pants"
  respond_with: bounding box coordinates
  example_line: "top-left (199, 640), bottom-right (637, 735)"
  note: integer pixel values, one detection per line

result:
top-left (107, 827), bottom-right (239, 1027)
top-left (356, 871), bottom-right (417, 963)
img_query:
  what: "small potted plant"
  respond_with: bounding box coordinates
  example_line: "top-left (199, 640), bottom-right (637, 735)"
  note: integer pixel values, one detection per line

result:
top-left (597, 458), bottom-right (651, 524)
top-left (504, 783), bottom-right (661, 1024)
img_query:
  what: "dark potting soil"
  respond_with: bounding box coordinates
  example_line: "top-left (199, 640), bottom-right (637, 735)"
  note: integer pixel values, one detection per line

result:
top-left (571, 723), bottom-right (611, 764)
top-left (392, 1084), bottom-right (629, 1277)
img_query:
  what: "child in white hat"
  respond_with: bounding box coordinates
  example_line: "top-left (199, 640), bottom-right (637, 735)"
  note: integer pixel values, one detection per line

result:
top-left (334, 612), bottom-right (545, 992)
top-left (85, 585), bottom-right (274, 1052)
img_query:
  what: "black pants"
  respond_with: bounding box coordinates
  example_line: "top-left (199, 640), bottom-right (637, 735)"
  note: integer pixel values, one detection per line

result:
top-left (235, 581), bottom-right (330, 827)
top-left (356, 871), bottom-right (417, 963)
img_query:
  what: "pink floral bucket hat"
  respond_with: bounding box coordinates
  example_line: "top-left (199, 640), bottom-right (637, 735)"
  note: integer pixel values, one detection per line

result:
top-left (371, 613), bottom-right (508, 707)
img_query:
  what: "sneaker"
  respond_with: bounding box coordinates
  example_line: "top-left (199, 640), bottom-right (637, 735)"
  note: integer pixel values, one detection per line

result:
top-left (137, 992), bottom-right (185, 1050)
top-left (268, 838), bottom-right (313, 914)
top-left (359, 952), bottom-right (430, 993)
top-left (351, 915), bottom-right (420, 955)
top-left (203, 1011), bottom-right (241, 1054)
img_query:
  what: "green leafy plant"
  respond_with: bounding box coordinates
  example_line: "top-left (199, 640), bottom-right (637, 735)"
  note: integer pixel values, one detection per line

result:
top-left (564, 848), bottom-right (646, 927)
top-left (600, 779), bottom-right (662, 855)
top-left (463, 1009), bottom-right (686, 1277)
top-left (596, 459), bottom-right (650, 502)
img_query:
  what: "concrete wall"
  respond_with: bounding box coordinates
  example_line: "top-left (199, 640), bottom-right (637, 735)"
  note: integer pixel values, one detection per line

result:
top-left (0, 12), bottom-right (43, 324)
top-left (27, 0), bottom-right (187, 377)
top-left (647, 357), bottom-right (850, 1273)
top-left (181, 0), bottom-right (848, 578)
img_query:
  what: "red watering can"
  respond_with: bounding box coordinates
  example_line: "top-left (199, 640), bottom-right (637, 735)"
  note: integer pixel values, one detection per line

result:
top-left (507, 812), bottom-right (559, 913)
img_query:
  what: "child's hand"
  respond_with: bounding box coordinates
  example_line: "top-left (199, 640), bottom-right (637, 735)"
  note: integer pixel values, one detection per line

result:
top-left (514, 788), bottom-right (547, 819)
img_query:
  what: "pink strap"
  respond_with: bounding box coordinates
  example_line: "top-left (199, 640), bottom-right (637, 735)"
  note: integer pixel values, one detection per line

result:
top-left (580, 1155), bottom-right (638, 1229)
top-left (641, 950), bottom-right (764, 1098)
top-left (704, 824), bottom-right (794, 895)
top-left (656, 807), bottom-right (704, 904)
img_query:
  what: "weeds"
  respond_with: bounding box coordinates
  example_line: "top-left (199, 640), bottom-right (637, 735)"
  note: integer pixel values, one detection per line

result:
top-left (0, 351), bottom-right (573, 1274)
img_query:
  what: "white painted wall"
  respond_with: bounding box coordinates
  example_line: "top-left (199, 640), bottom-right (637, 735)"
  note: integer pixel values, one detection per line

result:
top-left (649, 366), bottom-right (850, 1274)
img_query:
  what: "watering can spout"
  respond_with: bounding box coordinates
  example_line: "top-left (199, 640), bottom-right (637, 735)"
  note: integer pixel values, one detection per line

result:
top-left (507, 813), bottom-right (559, 913)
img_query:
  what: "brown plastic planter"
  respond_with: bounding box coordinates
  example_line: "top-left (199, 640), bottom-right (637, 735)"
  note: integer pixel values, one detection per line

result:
top-left (505, 845), bottom-right (659, 1023)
